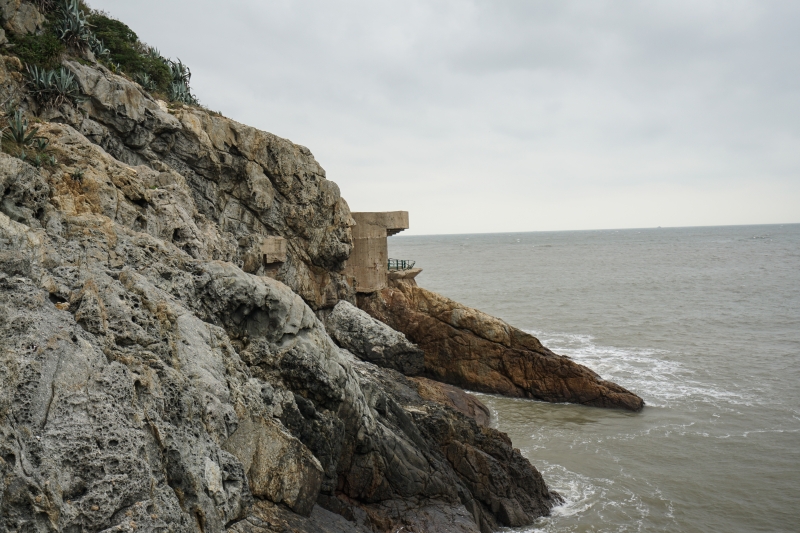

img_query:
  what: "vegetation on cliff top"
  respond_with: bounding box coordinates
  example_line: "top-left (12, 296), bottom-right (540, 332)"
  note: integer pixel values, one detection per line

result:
top-left (6, 0), bottom-right (198, 105)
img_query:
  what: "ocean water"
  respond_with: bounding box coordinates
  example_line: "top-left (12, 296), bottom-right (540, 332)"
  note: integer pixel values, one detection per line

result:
top-left (388, 224), bottom-right (800, 533)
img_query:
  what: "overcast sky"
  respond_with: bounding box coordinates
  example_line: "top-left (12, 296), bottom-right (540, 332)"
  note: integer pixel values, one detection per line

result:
top-left (89, 0), bottom-right (799, 234)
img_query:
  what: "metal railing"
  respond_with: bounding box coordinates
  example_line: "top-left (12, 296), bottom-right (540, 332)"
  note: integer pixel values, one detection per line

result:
top-left (388, 258), bottom-right (416, 271)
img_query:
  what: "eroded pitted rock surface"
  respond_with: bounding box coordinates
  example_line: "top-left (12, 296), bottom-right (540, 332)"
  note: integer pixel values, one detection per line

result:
top-left (0, 43), bottom-right (561, 531)
top-left (359, 280), bottom-right (645, 411)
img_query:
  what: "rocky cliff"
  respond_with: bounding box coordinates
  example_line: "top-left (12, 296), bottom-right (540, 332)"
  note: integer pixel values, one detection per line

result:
top-left (0, 4), bottom-right (562, 532)
top-left (0, 2), bottom-right (641, 532)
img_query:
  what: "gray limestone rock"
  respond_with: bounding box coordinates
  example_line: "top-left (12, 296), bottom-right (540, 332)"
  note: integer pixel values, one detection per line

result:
top-left (223, 417), bottom-right (324, 517)
top-left (323, 300), bottom-right (424, 375)
top-left (0, 155), bottom-right (50, 228)
top-left (1, 0), bottom-right (44, 36)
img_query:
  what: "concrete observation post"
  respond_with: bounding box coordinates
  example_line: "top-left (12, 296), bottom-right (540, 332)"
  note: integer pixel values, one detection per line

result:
top-left (344, 212), bottom-right (421, 293)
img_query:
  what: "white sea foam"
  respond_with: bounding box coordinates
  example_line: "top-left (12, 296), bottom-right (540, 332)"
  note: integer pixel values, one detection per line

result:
top-left (525, 330), bottom-right (757, 409)
top-left (506, 461), bottom-right (665, 533)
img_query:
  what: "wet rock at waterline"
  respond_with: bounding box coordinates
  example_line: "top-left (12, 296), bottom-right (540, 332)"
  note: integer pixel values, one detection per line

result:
top-left (359, 280), bottom-right (645, 411)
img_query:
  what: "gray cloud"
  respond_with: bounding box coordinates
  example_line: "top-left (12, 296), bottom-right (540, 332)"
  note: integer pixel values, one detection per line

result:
top-left (89, 0), bottom-right (800, 233)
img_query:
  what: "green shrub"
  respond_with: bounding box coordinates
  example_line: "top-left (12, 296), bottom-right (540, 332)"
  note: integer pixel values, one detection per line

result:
top-left (87, 13), bottom-right (138, 65)
top-left (140, 56), bottom-right (172, 92)
top-left (87, 12), bottom-right (172, 92)
top-left (8, 32), bottom-right (65, 69)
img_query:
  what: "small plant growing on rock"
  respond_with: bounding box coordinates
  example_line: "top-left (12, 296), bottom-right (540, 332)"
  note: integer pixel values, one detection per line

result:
top-left (1, 109), bottom-right (57, 167)
top-left (26, 65), bottom-right (84, 108)
top-left (3, 110), bottom-right (40, 146)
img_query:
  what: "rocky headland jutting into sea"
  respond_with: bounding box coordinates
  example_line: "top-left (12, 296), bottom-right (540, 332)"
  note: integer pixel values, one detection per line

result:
top-left (0, 2), bottom-right (642, 532)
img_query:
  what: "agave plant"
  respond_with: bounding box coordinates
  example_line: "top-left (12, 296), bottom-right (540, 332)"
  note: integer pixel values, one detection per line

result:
top-left (56, 0), bottom-right (92, 48)
top-left (168, 81), bottom-right (198, 105)
top-left (3, 110), bottom-right (40, 147)
top-left (27, 65), bottom-right (83, 108)
top-left (146, 47), bottom-right (164, 62)
top-left (167, 59), bottom-right (191, 85)
top-left (165, 59), bottom-right (198, 104)
top-left (27, 65), bottom-right (54, 93)
top-left (134, 72), bottom-right (157, 92)
top-left (33, 137), bottom-right (50, 152)
top-left (88, 33), bottom-right (110, 59)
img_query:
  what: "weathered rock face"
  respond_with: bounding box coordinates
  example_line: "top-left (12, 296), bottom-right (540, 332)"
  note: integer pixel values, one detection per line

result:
top-left (43, 59), bottom-right (355, 310)
top-left (1, 0), bottom-right (45, 36)
top-left (358, 280), bottom-right (645, 411)
top-left (322, 300), bottom-right (424, 375)
top-left (0, 44), bottom-right (561, 530)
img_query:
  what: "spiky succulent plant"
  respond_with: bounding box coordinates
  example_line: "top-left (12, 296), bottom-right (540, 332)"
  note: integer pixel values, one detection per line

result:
top-left (55, 0), bottom-right (92, 48)
top-left (134, 72), bottom-right (157, 92)
top-left (26, 65), bottom-right (84, 108)
top-left (167, 59), bottom-right (191, 85)
top-left (88, 33), bottom-right (110, 59)
top-left (146, 47), bottom-right (164, 62)
top-left (168, 81), bottom-right (198, 105)
top-left (3, 110), bottom-right (40, 147)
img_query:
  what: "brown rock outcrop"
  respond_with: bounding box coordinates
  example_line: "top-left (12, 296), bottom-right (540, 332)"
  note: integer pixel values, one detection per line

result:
top-left (359, 281), bottom-right (645, 411)
top-left (411, 377), bottom-right (492, 427)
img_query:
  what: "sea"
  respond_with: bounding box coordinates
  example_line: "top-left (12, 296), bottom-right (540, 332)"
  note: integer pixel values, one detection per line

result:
top-left (388, 224), bottom-right (800, 533)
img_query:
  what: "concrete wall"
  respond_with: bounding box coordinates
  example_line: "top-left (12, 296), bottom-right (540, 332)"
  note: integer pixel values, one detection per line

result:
top-left (344, 212), bottom-right (408, 292)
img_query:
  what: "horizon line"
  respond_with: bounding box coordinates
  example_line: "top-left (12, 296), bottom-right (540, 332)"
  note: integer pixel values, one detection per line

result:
top-left (393, 221), bottom-right (800, 238)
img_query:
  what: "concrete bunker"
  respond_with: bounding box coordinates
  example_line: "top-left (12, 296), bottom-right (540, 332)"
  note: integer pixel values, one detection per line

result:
top-left (344, 211), bottom-right (421, 293)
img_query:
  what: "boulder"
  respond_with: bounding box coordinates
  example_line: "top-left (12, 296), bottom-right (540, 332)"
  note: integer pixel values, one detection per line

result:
top-left (359, 281), bottom-right (645, 411)
top-left (322, 300), bottom-right (424, 375)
